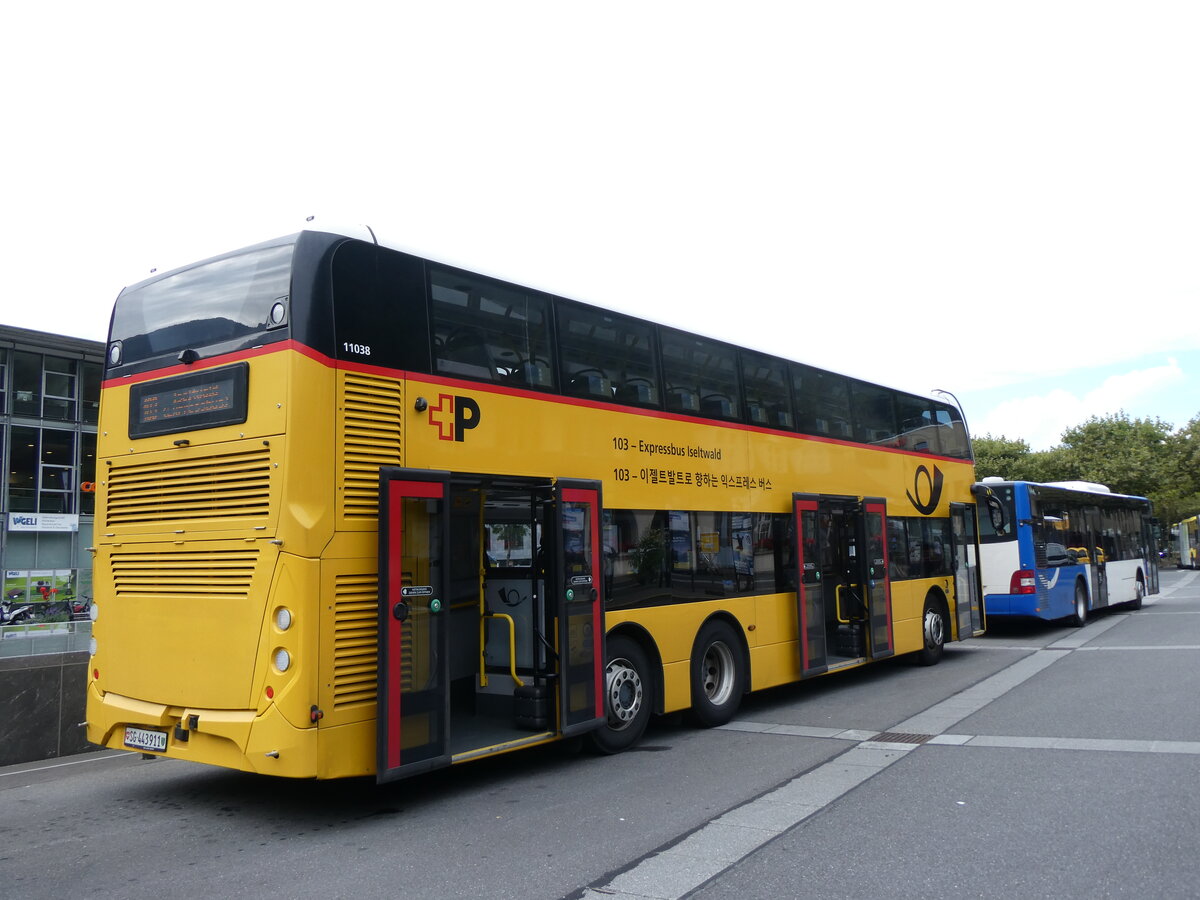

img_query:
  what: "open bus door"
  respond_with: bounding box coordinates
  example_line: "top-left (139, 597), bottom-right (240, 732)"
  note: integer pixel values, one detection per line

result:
top-left (1142, 515), bottom-right (1160, 594)
top-left (950, 502), bottom-right (985, 636)
top-left (793, 493), bottom-right (893, 675)
top-left (553, 481), bottom-right (606, 737)
top-left (377, 468), bottom-right (451, 784)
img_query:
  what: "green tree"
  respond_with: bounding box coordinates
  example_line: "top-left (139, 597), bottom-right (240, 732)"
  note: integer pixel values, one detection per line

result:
top-left (972, 435), bottom-right (1033, 480)
top-left (1058, 412), bottom-right (1174, 499)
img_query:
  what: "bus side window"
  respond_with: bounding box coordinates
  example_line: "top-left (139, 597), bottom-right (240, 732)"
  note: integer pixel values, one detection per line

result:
top-left (793, 365), bottom-right (851, 438)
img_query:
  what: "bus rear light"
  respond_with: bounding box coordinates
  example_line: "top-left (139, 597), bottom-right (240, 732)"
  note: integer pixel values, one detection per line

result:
top-left (1010, 570), bottom-right (1037, 594)
top-left (266, 686), bottom-right (275, 700)
top-left (273, 648), bottom-right (291, 673)
top-left (89, 637), bottom-right (98, 655)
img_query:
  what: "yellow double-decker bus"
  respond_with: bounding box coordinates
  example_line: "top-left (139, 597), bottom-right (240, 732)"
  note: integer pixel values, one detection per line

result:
top-left (87, 226), bottom-right (986, 781)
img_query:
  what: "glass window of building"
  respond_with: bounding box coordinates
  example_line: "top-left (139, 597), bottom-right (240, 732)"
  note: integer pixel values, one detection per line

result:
top-left (6, 426), bottom-right (76, 513)
top-left (40, 428), bottom-right (76, 512)
top-left (81, 362), bottom-right (101, 424)
top-left (0, 350), bottom-right (8, 414)
top-left (9, 425), bottom-right (38, 511)
top-left (42, 356), bottom-right (78, 421)
top-left (80, 432), bottom-right (97, 515)
top-left (13, 351), bottom-right (41, 417)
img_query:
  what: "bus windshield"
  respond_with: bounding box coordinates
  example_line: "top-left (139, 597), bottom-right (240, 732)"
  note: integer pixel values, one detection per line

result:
top-left (111, 243), bottom-right (295, 364)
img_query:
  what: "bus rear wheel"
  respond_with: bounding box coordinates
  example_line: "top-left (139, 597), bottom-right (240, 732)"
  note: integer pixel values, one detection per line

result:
top-left (689, 620), bottom-right (745, 727)
top-left (1127, 574), bottom-right (1145, 610)
top-left (1068, 581), bottom-right (1088, 627)
top-left (915, 594), bottom-right (946, 666)
top-left (586, 634), bottom-right (652, 755)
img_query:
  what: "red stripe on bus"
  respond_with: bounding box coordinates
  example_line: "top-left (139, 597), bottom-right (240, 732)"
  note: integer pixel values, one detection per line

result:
top-left (104, 343), bottom-right (970, 464)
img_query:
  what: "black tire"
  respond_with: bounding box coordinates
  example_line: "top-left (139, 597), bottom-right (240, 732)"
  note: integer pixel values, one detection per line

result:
top-left (585, 634), bottom-right (652, 755)
top-left (689, 620), bottom-right (745, 727)
top-left (1127, 575), bottom-right (1145, 610)
top-left (1068, 580), bottom-right (1088, 627)
top-left (915, 593), bottom-right (947, 666)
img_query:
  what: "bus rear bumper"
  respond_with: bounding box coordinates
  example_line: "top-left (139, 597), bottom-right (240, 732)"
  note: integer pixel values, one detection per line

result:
top-left (982, 593), bottom-right (1046, 618)
top-left (85, 683), bottom-right (322, 778)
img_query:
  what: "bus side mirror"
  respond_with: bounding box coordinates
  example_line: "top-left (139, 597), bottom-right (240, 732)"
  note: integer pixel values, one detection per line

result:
top-left (986, 496), bottom-right (1007, 534)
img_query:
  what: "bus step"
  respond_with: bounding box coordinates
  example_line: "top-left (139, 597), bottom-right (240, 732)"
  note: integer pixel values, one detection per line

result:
top-left (514, 683), bottom-right (549, 730)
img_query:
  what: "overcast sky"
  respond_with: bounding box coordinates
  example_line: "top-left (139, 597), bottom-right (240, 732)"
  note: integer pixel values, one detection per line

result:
top-left (4, 2), bottom-right (1197, 451)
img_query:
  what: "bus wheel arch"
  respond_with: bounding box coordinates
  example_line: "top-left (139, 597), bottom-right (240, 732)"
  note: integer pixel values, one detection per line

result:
top-left (688, 615), bottom-right (748, 727)
top-left (586, 626), bottom-right (660, 755)
top-left (915, 589), bottom-right (949, 666)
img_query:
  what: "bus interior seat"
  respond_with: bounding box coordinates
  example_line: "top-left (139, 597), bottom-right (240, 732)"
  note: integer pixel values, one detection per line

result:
top-left (569, 370), bottom-right (612, 398)
top-left (667, 387), bottom-right (700, 413)
top-left (437, 328), bottom-right (497, 381)
top-left (616, 378), bottom-right (654, 404)
top-left (701, 394), bottom-right (734, 418)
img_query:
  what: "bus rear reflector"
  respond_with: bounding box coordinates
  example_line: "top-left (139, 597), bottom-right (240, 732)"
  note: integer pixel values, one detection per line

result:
top-left (1010, 570), bottom-right (1037, 594)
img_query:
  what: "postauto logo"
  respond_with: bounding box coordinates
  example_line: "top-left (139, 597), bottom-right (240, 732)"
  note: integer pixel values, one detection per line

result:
top-left (427, 393), bottom-right (482, 442)
top-left (906, 464), bottom-right (944, 515)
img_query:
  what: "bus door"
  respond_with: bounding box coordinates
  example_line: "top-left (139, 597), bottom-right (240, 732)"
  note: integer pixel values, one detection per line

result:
top-left (377, 468), bottom-right (451, 784)
top-left (553, 480), bottom-right (606, 737)
top-left (1084, 508), bottom-right (1109, 607)
top-left (1141, 515), bottom-right (1160, 594)
top-left (793, 493), bottom-right (893, 671)
top-left (950, 502), bottom-right (985, 637)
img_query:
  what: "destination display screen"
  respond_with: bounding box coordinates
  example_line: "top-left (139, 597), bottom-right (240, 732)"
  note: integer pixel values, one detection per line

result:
top-left (128, 362), bottom-right (249, 438)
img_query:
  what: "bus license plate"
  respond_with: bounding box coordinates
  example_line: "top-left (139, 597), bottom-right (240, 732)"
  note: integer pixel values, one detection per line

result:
top-left (124, 726), bottom-right (168, 753)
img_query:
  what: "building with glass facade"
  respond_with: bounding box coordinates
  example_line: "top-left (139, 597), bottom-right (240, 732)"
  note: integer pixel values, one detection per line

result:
top-left (2, 324), bottom-right (104, 616)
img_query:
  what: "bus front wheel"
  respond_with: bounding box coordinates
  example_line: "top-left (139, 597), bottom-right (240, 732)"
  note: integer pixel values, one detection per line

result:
top-left (915, 594), bottom-right (946, 666)
top-left (587, 634), bottom-right (652, 755)
top-left (689, 620), bottom-right (745, 727)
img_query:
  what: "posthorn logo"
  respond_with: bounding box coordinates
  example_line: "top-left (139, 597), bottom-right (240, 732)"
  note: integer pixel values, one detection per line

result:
top-left (427, 393), bottom-right (482, 442)
top-left (906, 464), bottom-right (944, 515)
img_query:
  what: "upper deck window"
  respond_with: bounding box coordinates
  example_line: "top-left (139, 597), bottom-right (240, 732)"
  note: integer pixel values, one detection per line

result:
top-left (431, 270), bottom-right (555, 389)
top-left (660, 329), bottom-right (739, 420)
top-left (556, 305), bottom-right (659, 405)
top-left (740, 350), bottom-right (793, 429)
top-left (110, 243), bottom-right (294, 366)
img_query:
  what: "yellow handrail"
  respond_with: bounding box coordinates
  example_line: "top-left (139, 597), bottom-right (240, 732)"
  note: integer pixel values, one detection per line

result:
top-left (835, 583), bottom-right (862, 624)
top-left (481, 612), bottom-right (525, 688)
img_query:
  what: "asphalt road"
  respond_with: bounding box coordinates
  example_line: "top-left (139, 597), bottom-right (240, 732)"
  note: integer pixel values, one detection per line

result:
top-left (2, 569), bottom-right (1197, 900)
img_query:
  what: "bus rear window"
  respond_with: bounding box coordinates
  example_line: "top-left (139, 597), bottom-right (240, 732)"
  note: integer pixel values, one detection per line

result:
top-left (111, 243), bottom-right (294, 365)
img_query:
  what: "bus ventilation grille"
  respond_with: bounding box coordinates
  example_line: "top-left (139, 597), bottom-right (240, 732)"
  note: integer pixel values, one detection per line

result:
top-left (340, 373), bottom-right (403, 519)
top-left (333, 574), bottom-right (378, 708)
top-left (105, 447), bottom-right (272, 526)
top-left (110, 548), bottom-right (259, 598)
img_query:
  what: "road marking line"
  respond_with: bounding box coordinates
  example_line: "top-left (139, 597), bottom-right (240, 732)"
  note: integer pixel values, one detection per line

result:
top-left (580, 586), bottom-right (1200, 900)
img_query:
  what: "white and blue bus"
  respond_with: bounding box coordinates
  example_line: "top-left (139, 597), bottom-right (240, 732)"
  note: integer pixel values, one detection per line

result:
top-left (977, 480), bottom-right (1158, 625)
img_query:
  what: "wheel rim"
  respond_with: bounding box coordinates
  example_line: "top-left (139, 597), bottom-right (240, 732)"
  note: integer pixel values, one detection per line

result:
top-left (1136, 579), bottom-right (1145, 600)
top-left (1076, 588), bottom-right (1086, 619)
top-left (924, 608), bottom-right (944, 649)
top-left (605, 657), bottom-right (643, 730)
top-left (701, 641), bottom-right (736, 705)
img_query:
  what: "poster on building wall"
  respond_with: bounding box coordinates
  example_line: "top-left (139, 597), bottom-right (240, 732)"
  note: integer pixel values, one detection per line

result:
top-left (7, 513), bottom-right (80, 532)
top-left (4, 570), bottom-right (76, 606)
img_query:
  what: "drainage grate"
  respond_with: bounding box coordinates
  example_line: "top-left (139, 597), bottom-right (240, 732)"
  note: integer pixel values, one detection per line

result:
top-left (871, 731), bottom-right (935, 744)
